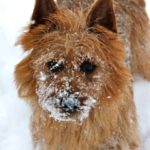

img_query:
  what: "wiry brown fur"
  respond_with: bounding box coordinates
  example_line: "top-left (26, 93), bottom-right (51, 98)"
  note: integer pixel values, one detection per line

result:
top-left (15, 0), bottom-right (142, 149)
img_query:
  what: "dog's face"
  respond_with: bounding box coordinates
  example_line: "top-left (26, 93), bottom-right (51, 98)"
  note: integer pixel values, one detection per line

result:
top-left (15, 0), bottom-right (129, 123)
top-left (31, 31), bottom-right (110, 122)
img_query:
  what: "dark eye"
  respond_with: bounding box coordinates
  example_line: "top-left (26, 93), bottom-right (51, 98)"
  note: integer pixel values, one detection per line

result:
top-left (46, 60), bottom-right (64, 73)
top-left (80, 60), bottom-right (96, 74)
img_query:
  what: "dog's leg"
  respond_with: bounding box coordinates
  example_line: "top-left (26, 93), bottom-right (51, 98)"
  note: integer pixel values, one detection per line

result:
top-left (132, 22), bottom-right (150, 80)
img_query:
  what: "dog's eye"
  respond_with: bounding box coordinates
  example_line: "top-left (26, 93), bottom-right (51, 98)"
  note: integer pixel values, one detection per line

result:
top-left (46, 60), bottom-right (64, 73)
top-left (80, 61), bottom-right (96, 74)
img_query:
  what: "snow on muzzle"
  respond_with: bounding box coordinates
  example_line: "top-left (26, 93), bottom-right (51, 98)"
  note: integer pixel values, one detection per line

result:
top-left (59, 92), bottom-right (81, 113)
top-left (36, 79), bottom-right (96, 122)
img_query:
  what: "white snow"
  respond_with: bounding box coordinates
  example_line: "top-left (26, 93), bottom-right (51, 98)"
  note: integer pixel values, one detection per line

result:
top-left (134, 76), bottom-right (150, 150)
top-left (0, 0), bottom-right (150, 150)
top-left (37, 72), bottom-right (48, 81)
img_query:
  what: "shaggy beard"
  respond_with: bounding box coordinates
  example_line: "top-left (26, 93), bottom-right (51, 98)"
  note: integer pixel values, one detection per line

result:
top-left (36, 77), bottom-right (96, 123)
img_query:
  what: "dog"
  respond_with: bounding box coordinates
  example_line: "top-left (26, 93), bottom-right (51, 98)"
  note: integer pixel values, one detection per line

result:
top-left (15, 0), bottom-right (150, 149)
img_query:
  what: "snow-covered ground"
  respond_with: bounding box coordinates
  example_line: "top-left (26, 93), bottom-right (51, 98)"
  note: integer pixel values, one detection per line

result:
top-left (0, 0), bottom-right (150, 150)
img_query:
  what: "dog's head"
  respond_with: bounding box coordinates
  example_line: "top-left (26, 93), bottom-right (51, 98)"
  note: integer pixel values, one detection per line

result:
top-left (15, 0), bottom-right (130, 123)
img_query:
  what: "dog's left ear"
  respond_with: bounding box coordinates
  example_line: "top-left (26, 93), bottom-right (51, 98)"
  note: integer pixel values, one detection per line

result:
top-left (31, 0), bottom-right (58, 27)
top-left (87, 0), bottom-right (117, 33)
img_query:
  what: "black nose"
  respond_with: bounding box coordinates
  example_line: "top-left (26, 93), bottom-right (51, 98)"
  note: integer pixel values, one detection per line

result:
top-left (60, 97), bottom-right (80, 113)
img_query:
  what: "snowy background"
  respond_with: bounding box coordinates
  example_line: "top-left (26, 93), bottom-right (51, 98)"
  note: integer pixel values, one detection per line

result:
top-left (0, 0), bottom-right (150, 150)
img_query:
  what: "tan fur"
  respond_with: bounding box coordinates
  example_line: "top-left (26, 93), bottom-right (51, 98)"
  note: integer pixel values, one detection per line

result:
top-left (14, 0), bottom-right (145, 149)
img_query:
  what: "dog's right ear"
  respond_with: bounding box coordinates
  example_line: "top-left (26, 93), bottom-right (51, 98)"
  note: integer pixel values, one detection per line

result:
top-left (87, 0), bottom-right (117, 33)
top-left (31, 0), bottom-right (58, 27)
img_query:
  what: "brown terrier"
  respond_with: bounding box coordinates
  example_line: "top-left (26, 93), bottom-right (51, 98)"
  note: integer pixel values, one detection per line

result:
top-left (15, 0), bottom-right (150, 149)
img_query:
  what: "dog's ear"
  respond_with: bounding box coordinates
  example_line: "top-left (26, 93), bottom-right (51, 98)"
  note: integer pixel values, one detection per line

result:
top-left (87, 0), bottom-right (117, 33)
top-left (31, 0), bottom-right (58, 27)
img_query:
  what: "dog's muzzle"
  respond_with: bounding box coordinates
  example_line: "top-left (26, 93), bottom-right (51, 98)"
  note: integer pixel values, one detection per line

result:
top-left (59, 94), bottom-right (80, 113)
